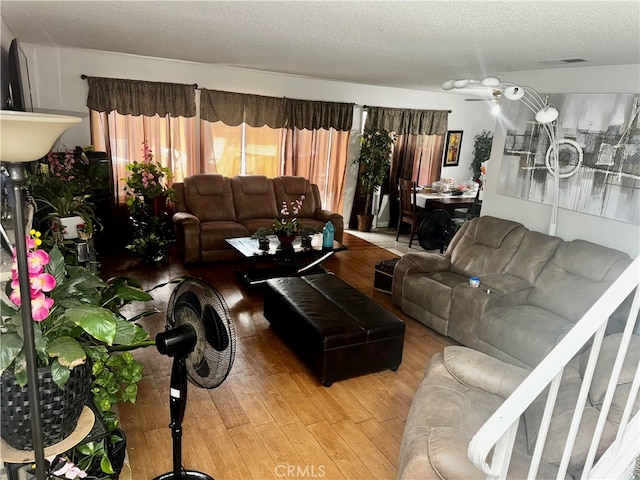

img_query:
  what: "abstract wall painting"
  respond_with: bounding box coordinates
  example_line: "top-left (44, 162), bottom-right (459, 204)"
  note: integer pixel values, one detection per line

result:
top-left (497, 93), bottom-right (640, 225)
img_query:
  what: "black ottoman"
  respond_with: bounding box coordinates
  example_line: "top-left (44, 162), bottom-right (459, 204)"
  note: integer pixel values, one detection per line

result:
top-left (263, 274), bottom-right (405, 386)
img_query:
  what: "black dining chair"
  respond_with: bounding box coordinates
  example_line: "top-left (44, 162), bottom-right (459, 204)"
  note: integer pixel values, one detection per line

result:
top-left (396, 179), bottom-right (427, 248)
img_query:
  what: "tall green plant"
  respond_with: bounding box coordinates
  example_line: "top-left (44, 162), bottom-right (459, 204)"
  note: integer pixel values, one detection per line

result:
top-left (471, 130), bottom-right (493, 182)
top-left (354, 127), bottom-right (396, 216)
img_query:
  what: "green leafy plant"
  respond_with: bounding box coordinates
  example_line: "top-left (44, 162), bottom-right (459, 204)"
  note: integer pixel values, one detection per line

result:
top-left (0, 232), bottom-right (154, 388)
top-left (354, 127), bottom-right (396, 216)
top-left (471, 130), bottom-right (493, 183)
top-left (251, 226), bottom-right (274, 240)
top-left (123, 141), bottom-right (176, 212)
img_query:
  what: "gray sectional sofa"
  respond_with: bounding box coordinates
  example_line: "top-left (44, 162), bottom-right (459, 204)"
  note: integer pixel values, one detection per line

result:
top-left (392, 215), bottom-right (631, 368)
top-left (392, 215), bottom-right (637, 479)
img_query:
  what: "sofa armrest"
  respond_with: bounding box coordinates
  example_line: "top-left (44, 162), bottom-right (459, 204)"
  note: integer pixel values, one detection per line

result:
top-left (442, 346), bottom-right (531, 398)
top-left (314, 209), bottom-right (344, 242)
top-left (172, 212), bottom-right (201, 263)
top-left (476, 273), bottom-right (531, 295)
top-left (391, 252), bottom-right (451, 305)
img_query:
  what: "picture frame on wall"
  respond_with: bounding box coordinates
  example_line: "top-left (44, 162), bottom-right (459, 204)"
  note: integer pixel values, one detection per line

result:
top-left (443, 130), bottom-right (463, 167)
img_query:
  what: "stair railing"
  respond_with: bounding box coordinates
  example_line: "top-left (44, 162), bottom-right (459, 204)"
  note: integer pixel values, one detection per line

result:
top-left (468, 256), bottom-right (640, 479)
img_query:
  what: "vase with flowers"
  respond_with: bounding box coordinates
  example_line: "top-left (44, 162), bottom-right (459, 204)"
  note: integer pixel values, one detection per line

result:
top-left (123, 142), bottom-right (176, 262)
top-left (272, 195), bottom-right (305, 248)
top-left (0, 230), bottom-right (155, 460)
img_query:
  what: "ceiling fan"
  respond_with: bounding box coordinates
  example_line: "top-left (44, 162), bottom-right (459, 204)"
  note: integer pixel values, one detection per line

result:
top-left (465, 89), bottom-right (503, 102)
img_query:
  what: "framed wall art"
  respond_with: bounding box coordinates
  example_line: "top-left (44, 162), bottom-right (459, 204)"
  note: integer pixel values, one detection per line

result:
top-left (443, 130), bottom-right (463, 167)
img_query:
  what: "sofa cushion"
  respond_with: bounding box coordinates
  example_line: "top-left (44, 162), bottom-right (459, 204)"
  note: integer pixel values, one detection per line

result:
top-left (524, 333), bottom-right (639, 478)
top-left (503, 231), bottom-right (562, 285)
top-left (184, 174), bottom-right (236, 222)
top-left (449, 216), bottom-right (527, 278)
top-left (527, 240), bottom-right (631, 322)
top-left (477, 304), bottom-right (575, 368)
top-left (403, 270), bottom-right (467, 328)
top-left (273, 176), bottom-right (319, 217)
top-left (200, 221), bottom-right (249, 250)
top-left (230, 175), bottom-right (279, 221)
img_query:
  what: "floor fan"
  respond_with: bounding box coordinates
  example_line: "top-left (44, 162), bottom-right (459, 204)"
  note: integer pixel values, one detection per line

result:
top-left (154, 277), bottom-right (236, 480)
top-left (418, 209), bottom-right (454, 253)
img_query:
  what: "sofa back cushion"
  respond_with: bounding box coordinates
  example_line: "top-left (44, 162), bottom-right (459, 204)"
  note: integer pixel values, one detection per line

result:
top-left (449, 216), bottom-right (527, 278)
top-left (527, 240), bottom-right (631, 321)
top-left (184, 174), bottom-right (236, 222)
top-left (273, 176), bottom-right (319, 217)
top-left (503, 231), bottom-right (562, 285)
top-left (231, 175), bottom-right (279, 221)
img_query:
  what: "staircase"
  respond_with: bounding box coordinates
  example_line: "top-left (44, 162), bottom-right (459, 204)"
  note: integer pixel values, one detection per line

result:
top-left (468, 256), bottom-right (640, 479)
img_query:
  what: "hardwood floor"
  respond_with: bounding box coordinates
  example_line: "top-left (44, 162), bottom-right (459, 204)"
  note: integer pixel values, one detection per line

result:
top-left (101, 233), bottom-right (454, 480)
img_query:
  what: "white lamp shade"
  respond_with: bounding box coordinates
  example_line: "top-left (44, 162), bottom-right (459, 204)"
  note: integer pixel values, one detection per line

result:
top-left (503, 86), bottom-right (525, 100)
top-left (535, 106), bottom-right (559, 124)
top-left (452, 79), bottom-right (470, 89)
top-left (0, 111), bottom-right (81, 163)
top-left (441, 80), bottom-right (455, 90)
top-left (480, 76), bottom-right (500, 87)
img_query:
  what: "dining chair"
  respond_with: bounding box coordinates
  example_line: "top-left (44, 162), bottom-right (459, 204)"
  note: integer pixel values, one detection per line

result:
top-left (396, 179), bottom-right (427, 248)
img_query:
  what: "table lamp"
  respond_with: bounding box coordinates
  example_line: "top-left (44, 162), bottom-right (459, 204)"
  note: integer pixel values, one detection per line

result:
top-left (0, 110), bottom-right (82, 480)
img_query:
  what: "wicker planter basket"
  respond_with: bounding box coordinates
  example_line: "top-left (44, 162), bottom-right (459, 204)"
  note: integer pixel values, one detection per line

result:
top-left (0, 361), bottom-right (92, 450)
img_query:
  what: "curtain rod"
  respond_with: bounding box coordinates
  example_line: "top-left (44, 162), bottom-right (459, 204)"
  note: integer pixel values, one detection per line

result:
top-left (362, 104), bottom-right (452, 113)
top-left (80, 74), bottom-right (198, 89)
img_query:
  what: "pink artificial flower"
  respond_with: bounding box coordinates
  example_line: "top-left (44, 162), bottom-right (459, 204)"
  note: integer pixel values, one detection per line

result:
top-left (52, 460), bottom-right (87, 479)
top-left (27, 249), bottom-right (50, 275)
top-left (30, 272), bottom-right (57, 293)
top-left (9, 286), bottom-right (22, 306)
top-left (30, 292), bottom-right (54, 321)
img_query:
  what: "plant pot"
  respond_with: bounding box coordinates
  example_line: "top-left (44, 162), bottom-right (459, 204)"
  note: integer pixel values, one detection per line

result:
top-left (276, 232), bottom-right (296, 249)
top-left (83, 428), bottom-right (127, 480)
top-left (258, 238), bottom-right (270, 250)
top-left (357, 214), bottom-right (374, 232)
top-left (0, 361), bottom-right (92, 450)
top-left (60, 215), bottom-right (84, 239)
top-left (150, 194), bottom-right (168, 217)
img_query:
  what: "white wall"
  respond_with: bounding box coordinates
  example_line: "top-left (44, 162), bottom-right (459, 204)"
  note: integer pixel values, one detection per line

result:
top-left (18, 41), bottom-right (496, 224)
top-left (482, 64), bottom-right (640, 257)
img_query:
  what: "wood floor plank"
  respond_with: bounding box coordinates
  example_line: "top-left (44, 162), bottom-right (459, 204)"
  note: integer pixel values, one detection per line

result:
top-left (333, 419), bottom-right (397, 479)
top-left (228, 423), bottom-right (279, 479)
top-left (281, 421), bottom-right (346, 479)
top-left (100, 232), bottom-right (453, 480)
top-left (307, 420), bottom-right (372, 480)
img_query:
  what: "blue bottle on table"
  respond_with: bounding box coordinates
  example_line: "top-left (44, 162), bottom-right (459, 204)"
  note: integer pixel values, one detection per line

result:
top-left (322, 221), bottom-right (335, 248)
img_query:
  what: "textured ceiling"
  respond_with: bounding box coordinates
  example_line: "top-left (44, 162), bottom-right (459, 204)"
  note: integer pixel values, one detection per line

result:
top-left (2, 1), bottom-right (639, 92)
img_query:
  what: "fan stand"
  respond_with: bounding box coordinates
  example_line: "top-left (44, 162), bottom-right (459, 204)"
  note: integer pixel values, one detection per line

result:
top-left (154, 330), bottom-right (214, 480)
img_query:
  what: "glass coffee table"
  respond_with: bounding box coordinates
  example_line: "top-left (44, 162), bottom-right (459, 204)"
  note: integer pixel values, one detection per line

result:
top-left (226, 235), bottom-right (347, 286)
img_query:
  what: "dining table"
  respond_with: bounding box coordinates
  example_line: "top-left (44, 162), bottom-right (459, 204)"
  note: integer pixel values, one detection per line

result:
top-left (414, 190), bottom-right (478, 215)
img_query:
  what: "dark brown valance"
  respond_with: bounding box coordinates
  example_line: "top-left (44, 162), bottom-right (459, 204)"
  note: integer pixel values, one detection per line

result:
top-left (200, 89), bottom-right (286, 128)
top-left (86, 76), bottom-right (196, 117)
top-left (365, 107), bottom-right (449, 135)
top-left (285, 98), bottom-right (354, 131)
top-left (200, 89), bottom-right (354, 131)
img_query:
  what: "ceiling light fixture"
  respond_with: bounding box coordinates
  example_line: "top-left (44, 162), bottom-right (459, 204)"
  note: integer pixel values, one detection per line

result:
top-left (441, 76), bottom-right (562, 236)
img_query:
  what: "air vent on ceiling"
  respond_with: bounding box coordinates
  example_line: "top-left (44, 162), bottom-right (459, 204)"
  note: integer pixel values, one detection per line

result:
top-left (538, 59), bottom-right (589, 65)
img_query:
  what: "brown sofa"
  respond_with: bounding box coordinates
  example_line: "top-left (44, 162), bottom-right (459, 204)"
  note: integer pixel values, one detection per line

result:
top-left (392, 215), bottom-right (631, 368)
top-left (172, 174), bottom-right (344, 263)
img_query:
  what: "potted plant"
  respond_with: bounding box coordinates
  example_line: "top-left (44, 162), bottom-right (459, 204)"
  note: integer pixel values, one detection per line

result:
top-left (471, 130), bottom-right (493, 185)
top-left (353, 127), bottom-right (395, 232)
top-left (251, 226), bottom-right (274, 250)
top-left (27, 150), bottom-right (99, 242)
top-left (272, 196), bottom-right (305, 248)
top-left (123, 142), bottom-right (176, 262)
top-left (0, 230), bottom-right (155, 468)
top-left (298, 224), bottom-right (320, 248)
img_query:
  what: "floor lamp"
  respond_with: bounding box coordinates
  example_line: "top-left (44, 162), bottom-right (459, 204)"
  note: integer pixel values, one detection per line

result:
top-left (442, 77), bottom-right (561, 236)
top-left (0, 110), bottom-right (81, 480)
